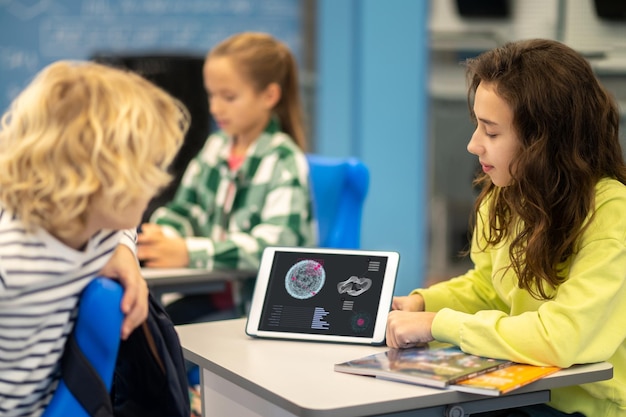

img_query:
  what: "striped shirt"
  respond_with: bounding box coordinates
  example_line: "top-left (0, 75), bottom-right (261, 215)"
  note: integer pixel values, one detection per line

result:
top-left (0, 208), bottom-right (135, 417)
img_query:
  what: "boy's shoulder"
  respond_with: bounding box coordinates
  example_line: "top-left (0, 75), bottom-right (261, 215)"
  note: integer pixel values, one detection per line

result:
top-left (0, 207), bottom-right (28, 244)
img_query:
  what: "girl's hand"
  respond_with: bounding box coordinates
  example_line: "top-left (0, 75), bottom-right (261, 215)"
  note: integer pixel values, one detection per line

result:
top-left (99, 245), bottom-right (149, 340)
top-left (385, 310), bottom-right (436, 349)
top-left (137, 223), bottom-right (190, 268)
top-left (391, 293), bottom-right (425, 312)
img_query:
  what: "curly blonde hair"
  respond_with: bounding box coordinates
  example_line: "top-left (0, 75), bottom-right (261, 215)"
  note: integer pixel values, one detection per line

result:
top-left (0, 60), bottom-right (190, 239)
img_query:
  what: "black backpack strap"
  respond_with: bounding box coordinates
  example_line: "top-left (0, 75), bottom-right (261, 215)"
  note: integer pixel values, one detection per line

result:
top-left (61, 332), bottom-right (114, 417)
top-left (111, 293), bottom-right (191, 417)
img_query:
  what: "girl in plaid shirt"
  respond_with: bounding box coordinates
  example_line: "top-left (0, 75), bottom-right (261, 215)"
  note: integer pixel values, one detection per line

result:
top-left (138, 32), bottom-right (316, 323)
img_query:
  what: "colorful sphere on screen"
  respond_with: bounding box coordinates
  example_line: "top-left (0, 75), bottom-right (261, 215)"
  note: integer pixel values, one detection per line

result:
top-left (285, 260), bottom-right (326, 299)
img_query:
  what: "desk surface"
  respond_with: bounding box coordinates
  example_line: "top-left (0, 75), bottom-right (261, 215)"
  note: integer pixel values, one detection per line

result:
top-left (176, 318), bottom-right (613, 417)
top-left (142, 267), bottom-right (256, 285)
top-left (142, 268), bottom-right (257, 303)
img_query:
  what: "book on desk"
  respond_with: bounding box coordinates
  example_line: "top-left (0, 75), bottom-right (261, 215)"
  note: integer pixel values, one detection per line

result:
top-left (334, 344), bottom-right (511, 389)
top-left (451, 363), bottom-right (561, 396)
top-left (335, 343), bottom-right (560, 396)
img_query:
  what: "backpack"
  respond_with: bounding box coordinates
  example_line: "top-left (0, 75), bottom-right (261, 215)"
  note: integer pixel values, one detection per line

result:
top-left (61, 292), bottom-right (191, 417)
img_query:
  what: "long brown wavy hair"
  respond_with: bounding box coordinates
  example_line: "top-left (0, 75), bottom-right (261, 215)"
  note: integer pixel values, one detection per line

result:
top-left (466, 39), bottom-right (626, 299)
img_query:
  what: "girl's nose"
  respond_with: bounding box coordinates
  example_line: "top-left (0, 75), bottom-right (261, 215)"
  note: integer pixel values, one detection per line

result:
top-left (467, 129), bottom-right (481, 156)
top-left (209, 97), bottom-right (221, 115)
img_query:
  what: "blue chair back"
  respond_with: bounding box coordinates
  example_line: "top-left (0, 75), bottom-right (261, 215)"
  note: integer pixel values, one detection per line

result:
top-left (43, 277), bottom-right (123, 417)
top-left (306, 154), bottom-right (369, 249)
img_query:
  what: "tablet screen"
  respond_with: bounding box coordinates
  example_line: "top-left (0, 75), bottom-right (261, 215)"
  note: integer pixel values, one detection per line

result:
top-left (246, 247), bottom-right (399, 345)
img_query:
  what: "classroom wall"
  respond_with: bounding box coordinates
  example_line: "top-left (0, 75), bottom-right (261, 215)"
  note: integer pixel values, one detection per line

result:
top-left (315, 0), bottom-right (430, 295)
top-left (0, 0), bottom-right (304, 113)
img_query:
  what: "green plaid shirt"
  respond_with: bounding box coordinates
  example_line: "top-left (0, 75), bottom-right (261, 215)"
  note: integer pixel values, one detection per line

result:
top-left (150, 121), bottom-right (316, 270)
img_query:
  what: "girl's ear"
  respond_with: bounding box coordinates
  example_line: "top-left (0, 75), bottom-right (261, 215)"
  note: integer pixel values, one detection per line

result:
top-left (263, 82), bottom-right (282, 109)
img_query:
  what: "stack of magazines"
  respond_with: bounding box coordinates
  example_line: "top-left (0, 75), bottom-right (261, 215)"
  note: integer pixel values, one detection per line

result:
top-left (334, 344), bottom-right (560, 396)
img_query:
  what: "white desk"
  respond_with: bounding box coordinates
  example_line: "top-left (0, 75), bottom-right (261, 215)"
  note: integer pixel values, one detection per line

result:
top-left (176, 318), bottom-right (613, 417)
top-left (142, 268), bottom-right (256, 303)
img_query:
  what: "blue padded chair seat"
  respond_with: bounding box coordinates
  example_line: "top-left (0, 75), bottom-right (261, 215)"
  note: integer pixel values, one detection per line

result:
top-left (42, 277), bottom-right (123, 417)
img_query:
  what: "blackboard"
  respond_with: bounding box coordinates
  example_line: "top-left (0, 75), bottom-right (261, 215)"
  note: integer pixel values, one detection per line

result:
top-left (0, 0), bottom-right (303, 113)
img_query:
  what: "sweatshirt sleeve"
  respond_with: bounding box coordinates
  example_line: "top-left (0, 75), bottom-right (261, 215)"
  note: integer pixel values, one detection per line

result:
top-left (415, 201), bottom-right (509, 314)
top-left (422, 181), bottom-right (626, 368)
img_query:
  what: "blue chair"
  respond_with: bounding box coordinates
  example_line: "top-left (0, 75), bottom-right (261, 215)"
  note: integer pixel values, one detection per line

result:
top-left (306, 154), bottom-right (370, 249)
top-left (43, 277), bottom-right (124, 417)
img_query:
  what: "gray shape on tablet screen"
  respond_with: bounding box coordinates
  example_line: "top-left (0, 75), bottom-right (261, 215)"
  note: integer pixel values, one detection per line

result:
top-left (337, 276), bottom-right (372, 296)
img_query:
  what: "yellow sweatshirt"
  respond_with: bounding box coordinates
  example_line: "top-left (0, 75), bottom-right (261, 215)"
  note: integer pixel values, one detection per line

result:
top-left (416, 178), bottom-right (626, 416)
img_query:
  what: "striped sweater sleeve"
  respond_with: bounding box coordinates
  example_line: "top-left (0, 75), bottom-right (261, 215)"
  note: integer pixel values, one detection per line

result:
top-left (0, 209), bottom-right (125, 417)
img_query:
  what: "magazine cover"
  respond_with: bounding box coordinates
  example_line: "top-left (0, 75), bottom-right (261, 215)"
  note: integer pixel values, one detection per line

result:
top-left (334, 344), bottom-right (511, 389)
top-left (451, 364), bottom-right (561, 396)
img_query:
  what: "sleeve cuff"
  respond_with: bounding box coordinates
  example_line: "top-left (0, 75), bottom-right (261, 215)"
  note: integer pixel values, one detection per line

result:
top-left (431, 308), bottom-right (470, 346)
top-left (413, 286), bottom-right (456, 312)
top-left (161, 225), bottom-right (182, 238)
top-left (118, 230), bottom-right (137, 254)
top-left (186, 237), bottom-right (215, 269)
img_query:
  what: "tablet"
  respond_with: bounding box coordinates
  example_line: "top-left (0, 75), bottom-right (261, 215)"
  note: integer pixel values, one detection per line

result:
top-left (246, 246), bottom-right (400, 345)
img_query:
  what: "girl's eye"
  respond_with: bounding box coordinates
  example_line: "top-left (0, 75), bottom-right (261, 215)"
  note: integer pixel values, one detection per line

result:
top-left (486, 133), bottom-right (497, 138)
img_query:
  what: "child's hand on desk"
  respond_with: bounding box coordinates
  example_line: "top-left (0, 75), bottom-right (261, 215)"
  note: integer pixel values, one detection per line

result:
top-left (391, 293), bottom-right (425, 312)
top-left (137, 223), bottom-right (190, 268)
top-left (386, 311), bottom-right (436, 349)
